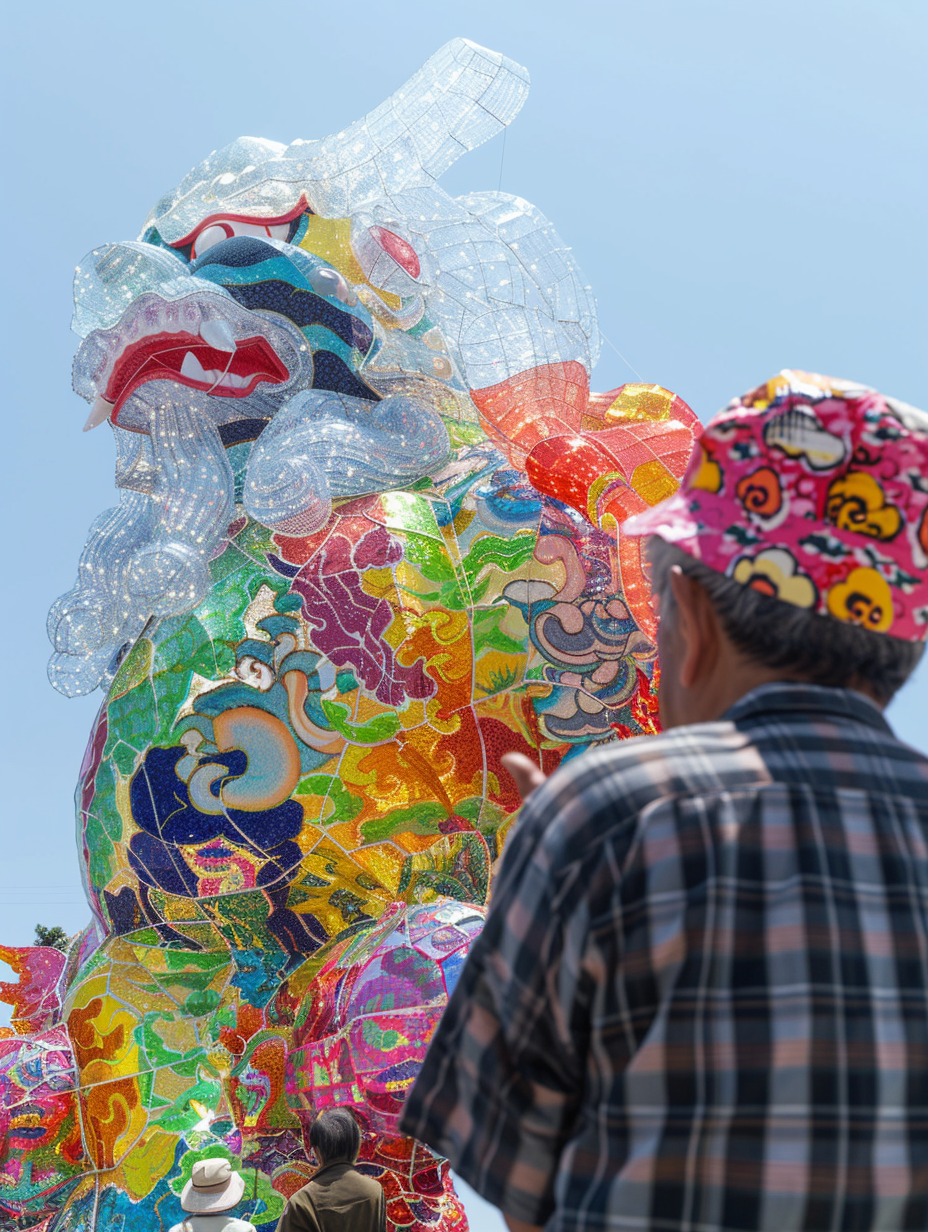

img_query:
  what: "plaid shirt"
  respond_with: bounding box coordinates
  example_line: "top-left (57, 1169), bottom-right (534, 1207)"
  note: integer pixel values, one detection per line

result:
top-left (400, 684), bottom-right (928, 1232)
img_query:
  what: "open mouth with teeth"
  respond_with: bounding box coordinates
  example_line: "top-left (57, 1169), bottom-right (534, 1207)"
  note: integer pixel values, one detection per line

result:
top-left (103, 331), bottom-right (289, 422)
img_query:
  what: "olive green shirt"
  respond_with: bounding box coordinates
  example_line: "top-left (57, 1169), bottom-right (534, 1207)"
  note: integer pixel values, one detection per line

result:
top-left (275, 1162), bottom-right (386, 1232)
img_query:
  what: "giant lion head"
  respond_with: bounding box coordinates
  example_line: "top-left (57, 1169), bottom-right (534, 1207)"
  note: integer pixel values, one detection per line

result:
top-left (48, 38), bottom-right (599, 698)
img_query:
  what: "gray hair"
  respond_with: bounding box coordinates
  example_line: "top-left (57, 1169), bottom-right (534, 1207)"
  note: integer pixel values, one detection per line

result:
top-left (647, 536), bottom-right (923, 705)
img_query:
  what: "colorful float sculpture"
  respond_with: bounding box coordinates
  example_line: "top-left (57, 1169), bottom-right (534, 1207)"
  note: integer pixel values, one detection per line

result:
top-left (0, 40), bottom-right (698, 1231)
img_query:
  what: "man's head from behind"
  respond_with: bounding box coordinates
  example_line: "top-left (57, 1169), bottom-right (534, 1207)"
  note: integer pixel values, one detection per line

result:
top-left (624, 371), bottom-right (928, 727)
top-left (309, 1108), bottom-right (362, 1166)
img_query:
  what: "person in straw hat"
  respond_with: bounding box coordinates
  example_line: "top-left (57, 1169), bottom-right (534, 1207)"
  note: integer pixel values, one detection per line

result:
top-left (401, 371), bottom-right (928, 1232)
top-left (169, 1156), bottom-right (256, 1232)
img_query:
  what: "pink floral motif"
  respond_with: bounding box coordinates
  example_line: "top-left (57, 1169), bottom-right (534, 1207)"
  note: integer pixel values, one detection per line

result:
top-left (291, 524), bottom-right (435, 706)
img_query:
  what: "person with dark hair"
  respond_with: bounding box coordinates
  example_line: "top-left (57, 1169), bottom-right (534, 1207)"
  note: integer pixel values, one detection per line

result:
top-left (401, 371), bottom-right (928, 1232)
top-left (275, 1109), bottom-right (385, 1232)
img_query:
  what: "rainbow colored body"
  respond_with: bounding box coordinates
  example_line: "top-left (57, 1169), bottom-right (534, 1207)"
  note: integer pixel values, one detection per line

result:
top-left (0, 40), bottom-right (695, 1231)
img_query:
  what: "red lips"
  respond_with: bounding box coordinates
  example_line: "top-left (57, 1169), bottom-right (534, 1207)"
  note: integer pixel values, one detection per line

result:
top-left (104, 331), bottom-right (289, 424)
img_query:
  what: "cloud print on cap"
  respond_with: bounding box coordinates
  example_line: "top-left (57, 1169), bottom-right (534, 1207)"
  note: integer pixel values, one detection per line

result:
top-left (623, 370), bottom-right (928, 642)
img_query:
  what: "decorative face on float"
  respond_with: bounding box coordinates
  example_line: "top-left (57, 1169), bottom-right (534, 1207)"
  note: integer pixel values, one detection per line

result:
top-left (0, 1029), bottom-right (84, 1217)
top-left (0, 39), bottom-right (697, 1232)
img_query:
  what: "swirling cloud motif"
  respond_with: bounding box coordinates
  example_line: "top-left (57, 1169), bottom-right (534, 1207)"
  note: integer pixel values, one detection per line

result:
top-left (501, 512), bottom-right (654, 743)
top-left (127, 745), bottom-right (304, 899)
top-left (825, 471), bottom-right (902, 541)
top-left (736, 466), bottom-right (782, 518)
top-left (763, 406), bottom-right (847, 471)
top-left (826, 566), bottom-right (895, 632)
top-left (732, 547), bottom-right (817, 608)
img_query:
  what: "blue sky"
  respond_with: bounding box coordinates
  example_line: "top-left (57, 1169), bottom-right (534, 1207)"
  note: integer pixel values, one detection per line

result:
top-left (0, 4), bottom-right (924, 1220)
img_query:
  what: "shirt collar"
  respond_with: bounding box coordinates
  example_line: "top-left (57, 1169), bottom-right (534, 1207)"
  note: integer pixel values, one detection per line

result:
top-left (311, 1159), bottom-right (355, 1180)
top-left (722, 681), bottom-right (893, 734)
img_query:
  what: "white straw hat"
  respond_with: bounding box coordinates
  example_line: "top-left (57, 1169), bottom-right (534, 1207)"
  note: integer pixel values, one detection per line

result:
top-left (181, 1158), bottom-right (246, 1214)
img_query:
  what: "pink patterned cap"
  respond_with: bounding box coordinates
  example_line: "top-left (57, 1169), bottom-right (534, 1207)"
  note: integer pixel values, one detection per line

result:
top-left (623, 370), bottom-right (928, 641)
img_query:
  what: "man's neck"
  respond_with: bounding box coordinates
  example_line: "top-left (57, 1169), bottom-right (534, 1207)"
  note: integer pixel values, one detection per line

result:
top-left (665, 665), bottom-right (884, 729)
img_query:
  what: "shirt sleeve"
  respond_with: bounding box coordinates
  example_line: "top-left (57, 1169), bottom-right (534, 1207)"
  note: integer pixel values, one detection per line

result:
top-left (399, 776), bottom-right (592, 1226)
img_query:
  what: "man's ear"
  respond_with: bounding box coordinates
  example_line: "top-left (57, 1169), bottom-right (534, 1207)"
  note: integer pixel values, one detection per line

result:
top-left (668, 566), bottom-right (717, 689)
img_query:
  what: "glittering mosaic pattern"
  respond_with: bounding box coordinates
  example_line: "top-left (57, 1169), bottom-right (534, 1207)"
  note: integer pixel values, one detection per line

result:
top-left (1, 39), bottom-right (697, 1232)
